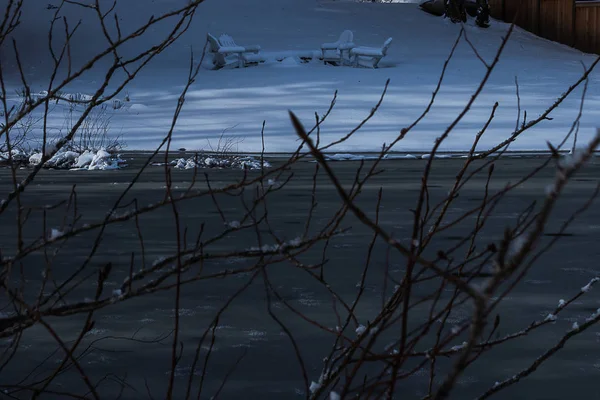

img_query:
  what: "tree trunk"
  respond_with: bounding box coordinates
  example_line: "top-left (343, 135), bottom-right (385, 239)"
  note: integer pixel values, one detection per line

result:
top-left (475, 0), bottom-right (490, 28)
top-left (445, 0), bottom-right (490, 27)
top-left (445, 0), bottom-right (466, 23)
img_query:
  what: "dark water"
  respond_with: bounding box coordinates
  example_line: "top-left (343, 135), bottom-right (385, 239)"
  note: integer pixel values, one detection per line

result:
top-left (1, 155), bottom-right (599, 399)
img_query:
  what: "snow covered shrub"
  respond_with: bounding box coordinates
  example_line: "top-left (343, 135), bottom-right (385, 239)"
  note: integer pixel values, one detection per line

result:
top-left (0, 95), bottom-right (44, 163)
top-left (0, 104), bottom-right (126, 169)
top-left (0, 148), bottom-right (30, 166)
top-left (170, 154), bottom-right (270, 170)
top-left (0, 89), bottom-right (125, 168)
top-left (420, 0), bottom-right (490, 27)
top-left (165, 131), bottom-right (268, 170)
top-left (206, 130), bottom-right (244, 157)
top-left (63, 104), bottom-right (125, 153)
top-left (28, 147), bottom-right (127, 170)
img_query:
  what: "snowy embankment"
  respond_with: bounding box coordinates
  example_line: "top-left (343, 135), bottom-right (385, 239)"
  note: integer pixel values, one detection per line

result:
top-left (0, 148), bottom-right (126, 170)
top-left (161, 155), bottom-right (270, 170)
top-left (33, 149), bottom-right (126, 170)
top-left (3, 0), bottom-right (600, 154)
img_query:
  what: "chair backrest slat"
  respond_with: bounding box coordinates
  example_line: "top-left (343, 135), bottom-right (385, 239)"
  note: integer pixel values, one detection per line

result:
top-left (219, 34), bottom-right (236, 47)
top-left (381, 37), bottom-right (393, 56)
top-left (207, 33), bottom-right (220, 53)
top-left (338, 30), bottom-right (353, 45)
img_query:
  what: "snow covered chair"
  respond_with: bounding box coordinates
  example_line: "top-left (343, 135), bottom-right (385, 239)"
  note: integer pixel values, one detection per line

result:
top-left (206, 33), bottom-right (263, 69)
top-left (321, 30), bottom-right (355, 66)
top-left (218, 34), bottom-right (261, 54)
top-left (349, 37), bottom-right (392, 69)
top-left (207, 33), bottom-right (244, 69)
top-left (218, 34), bottom-right (264, 66)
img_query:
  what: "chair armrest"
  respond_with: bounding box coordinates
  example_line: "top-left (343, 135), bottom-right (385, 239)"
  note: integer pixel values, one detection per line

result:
top-left (218, 46), bottom-right (246, 53)
top-left (350, 47), bottom-right (384, 57)
top-left (243, 44), bottom-right (261, 52)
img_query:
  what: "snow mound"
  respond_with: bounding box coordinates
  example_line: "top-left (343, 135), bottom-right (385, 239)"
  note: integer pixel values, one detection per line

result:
top-left (74, 150), bottom-right (96, 168)
top-left (326, 153), bottom-right (371, 161)
top-left (274, 56), bottom-right (303, 68)
top-left (169, 155), bottom-right (271, 170)
top-left (0, 149), bottom-right (31, 165)
top-left (324, 153), bottom-right (420, 161)
top-left (28, 149), bottom-right (127, 170)
top-left (421, 153), bottom-right (453, 159)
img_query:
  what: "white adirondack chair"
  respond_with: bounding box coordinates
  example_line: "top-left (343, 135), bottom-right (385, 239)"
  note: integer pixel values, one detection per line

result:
top-left (218, 34), bottom-right (261, 54)
top-left (321, 30), bottom-right (355, 66)
top-left (218, 34), bottom-right (264, 66)
top-left (207, 33), bottom-right (244, 69)
top-left (206, 33), bottom-right (264, 69)
top-left (349, 37), bottom-right (392, 69)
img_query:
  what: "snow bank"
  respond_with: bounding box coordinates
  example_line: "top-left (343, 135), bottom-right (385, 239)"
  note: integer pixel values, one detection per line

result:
top-left (27, 149), bottom-right (127, 170)
top-left (169, 155), bottom-right (271, 170)
top-left (0, 149), bottom-right (30, 165)
top-left (31, 90), bottom-right (130, 111)
top-left (325, 153), bottom-right (420, 161)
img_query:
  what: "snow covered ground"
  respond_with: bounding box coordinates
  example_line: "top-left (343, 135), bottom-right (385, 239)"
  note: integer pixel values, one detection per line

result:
top-left (3, 0), bottom-right (600, 154)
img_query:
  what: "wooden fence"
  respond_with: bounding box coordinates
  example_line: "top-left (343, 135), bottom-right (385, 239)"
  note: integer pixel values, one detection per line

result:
top-left (488, 0), bottom-right (542, 35)
top-left (487, 0), bottom-right (600, 54)
top-left (576, 1), bottom-right (600, 53)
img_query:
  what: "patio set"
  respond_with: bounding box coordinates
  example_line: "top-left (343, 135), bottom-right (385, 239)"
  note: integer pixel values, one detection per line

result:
top-left (207, 30), bottom-right (393, 70)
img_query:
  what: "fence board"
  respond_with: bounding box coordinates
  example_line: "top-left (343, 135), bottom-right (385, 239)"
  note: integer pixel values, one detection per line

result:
top-left (539, 0), bottom-right (574, 45)
top-left (488, 0), bottom-right (505, 19)
top-left (480, 1), bottom-right (600, 55)
top-left (489, 0), bottom-right (540, 33)
top-left (576, 2), bottom-right (600, 53)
